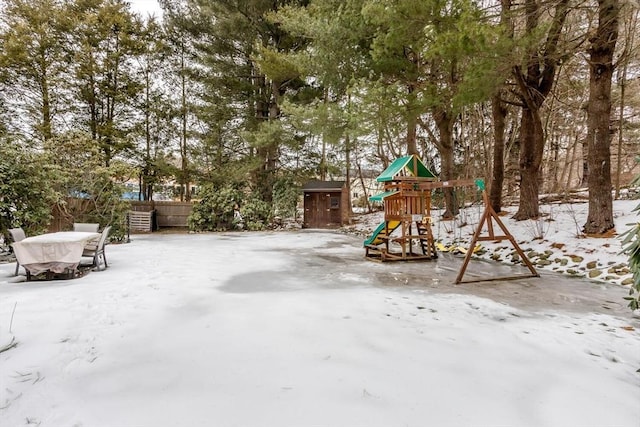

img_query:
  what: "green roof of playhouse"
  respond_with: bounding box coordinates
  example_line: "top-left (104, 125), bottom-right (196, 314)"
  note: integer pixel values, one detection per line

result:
top-left (369, 190), bottom-right (399, 202)
top-left (376, 155), bottom-right (436, 182)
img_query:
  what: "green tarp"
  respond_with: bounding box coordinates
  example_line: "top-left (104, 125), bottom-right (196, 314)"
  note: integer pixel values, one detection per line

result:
top-left (376, 155), bottom-right (435, 182)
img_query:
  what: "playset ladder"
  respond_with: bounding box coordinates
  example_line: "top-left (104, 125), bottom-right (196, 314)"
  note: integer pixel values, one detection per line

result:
top-left (415, 220), bottom-right (437, 258)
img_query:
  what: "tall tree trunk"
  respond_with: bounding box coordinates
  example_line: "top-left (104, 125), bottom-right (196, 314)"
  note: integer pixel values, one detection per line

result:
top-left (549, 134), bottom-right (558, 193)
top-left (489, 0), bottom-right (514, 212)
top-left (357, 162), bottom-right (372, 213)
top-left (345, 93), bottom-right (353, 220)
top-left (406, 83), bottom-right (418, 155)
top-left (180, 42), bottom-right (190, 202)
top-left (345, 133), bottom-right (352, 221)
top-left (253, 70), bottom-right (270, 199)
top-left (581, 141), bottom-right (589, 187)
top-left (88, 56), bottom-right (98, 141)
top-left (406, 112), bottom-right (418, 156)
top-left (584, 0), bottom-right (618, 234)
top-left (615, 58), bottom-right (626, 199)
top-left (259, 79), bottom-right (283, 204)
top-left (39, 67), bottom-right (52, 141)
top-left (490, 94), bottom-right (507, 213)
top-left (143, 67), bottom-right (151, 201)
top-left (434, 108), bottom-right (458, 219)
top-left (562, 132), bottom-right (579, 190)
top-left (515, 106), bottom-right (545, 219)
top-left (615, 8), bottom-right (636, 197)
top-left (320, 137), bottom-right (327, 180)
top-left (512, 0), bottom-right (569, 220)
top-left (320, 88), bottom-right (328, 180)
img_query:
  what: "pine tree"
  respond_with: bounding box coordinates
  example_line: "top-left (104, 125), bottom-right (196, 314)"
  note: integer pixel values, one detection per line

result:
top-left (0, 0), bottom-right (70, 141)
top-left (136, 16), bottom-right (173, 201)
top-left (165, 0), bottom-right (311, 203)
top-left (68, 0), bottom-right (145, 165)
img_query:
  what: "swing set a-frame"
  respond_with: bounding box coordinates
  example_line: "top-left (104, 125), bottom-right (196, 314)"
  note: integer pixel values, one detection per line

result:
top-left (364, 154), bottom-right (539, 284)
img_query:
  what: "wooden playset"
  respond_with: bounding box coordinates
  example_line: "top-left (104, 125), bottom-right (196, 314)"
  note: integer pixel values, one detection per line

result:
top-left (364, 154), bottom-right (539, 284)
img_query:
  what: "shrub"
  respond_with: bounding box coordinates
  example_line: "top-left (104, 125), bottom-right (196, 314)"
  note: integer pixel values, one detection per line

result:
top-left (188, 183), bottom-right (243, 231)
top-left (239, 196), bottom-right (271, 231)
top-left (620, 158), bottom-right (640, 311)
top-left (272, 176), bottom-right (300, 220)
top-left (0, 137), bottom-right (59, 238)
top-left (188, 176), bottom-right (301, 232)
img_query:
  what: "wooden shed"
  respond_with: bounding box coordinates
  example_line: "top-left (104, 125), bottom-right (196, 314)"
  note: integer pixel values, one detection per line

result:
top-left (302, 180), bottom-right (350, 228)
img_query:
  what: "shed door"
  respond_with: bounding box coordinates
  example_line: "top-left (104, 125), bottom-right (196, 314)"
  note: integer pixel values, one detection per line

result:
top-left (304, 192), bottom-right (333, 228)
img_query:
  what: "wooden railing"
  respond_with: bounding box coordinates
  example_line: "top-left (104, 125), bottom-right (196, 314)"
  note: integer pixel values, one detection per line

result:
top-left (384, 195), bottom-right (428, 217)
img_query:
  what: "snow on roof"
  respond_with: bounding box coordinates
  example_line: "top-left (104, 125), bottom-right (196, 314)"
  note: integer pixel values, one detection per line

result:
top-left (302, 180), bottom-right (346, 191)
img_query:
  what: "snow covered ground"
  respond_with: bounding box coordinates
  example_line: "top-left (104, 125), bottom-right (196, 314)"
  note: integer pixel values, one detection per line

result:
top-left (0, 199), bottom-right (639, 426)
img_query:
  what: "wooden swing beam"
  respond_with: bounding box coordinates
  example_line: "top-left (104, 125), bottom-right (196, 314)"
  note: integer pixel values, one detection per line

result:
top-left (454, 189), bottom-right (539, 284)
top-left (394, 177), bottom-right (539, 283)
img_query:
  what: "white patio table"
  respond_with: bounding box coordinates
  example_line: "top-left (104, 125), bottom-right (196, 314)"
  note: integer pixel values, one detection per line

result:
top-left (12, 231), bottom-right (101, 278)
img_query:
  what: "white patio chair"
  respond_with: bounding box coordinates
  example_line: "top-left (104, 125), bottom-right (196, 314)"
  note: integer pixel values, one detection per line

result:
top-left (81, 226), bottom-right (111, 271)
top-left (8, 227), bottom-right (26, 276)
top-left (73, 223), bottom-right (100, 232)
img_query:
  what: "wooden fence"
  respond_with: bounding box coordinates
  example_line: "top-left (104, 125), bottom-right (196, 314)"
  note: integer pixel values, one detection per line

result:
top-left (49, 199), bottom-right (194, 232)
top-left (49, 198), bottom-right (94, 232)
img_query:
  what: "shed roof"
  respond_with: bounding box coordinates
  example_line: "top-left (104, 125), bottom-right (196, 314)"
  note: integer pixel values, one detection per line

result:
top-left (376, 155), bottom-right (436, 182)
top-left (302, 180), bottom-right (346, 191)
